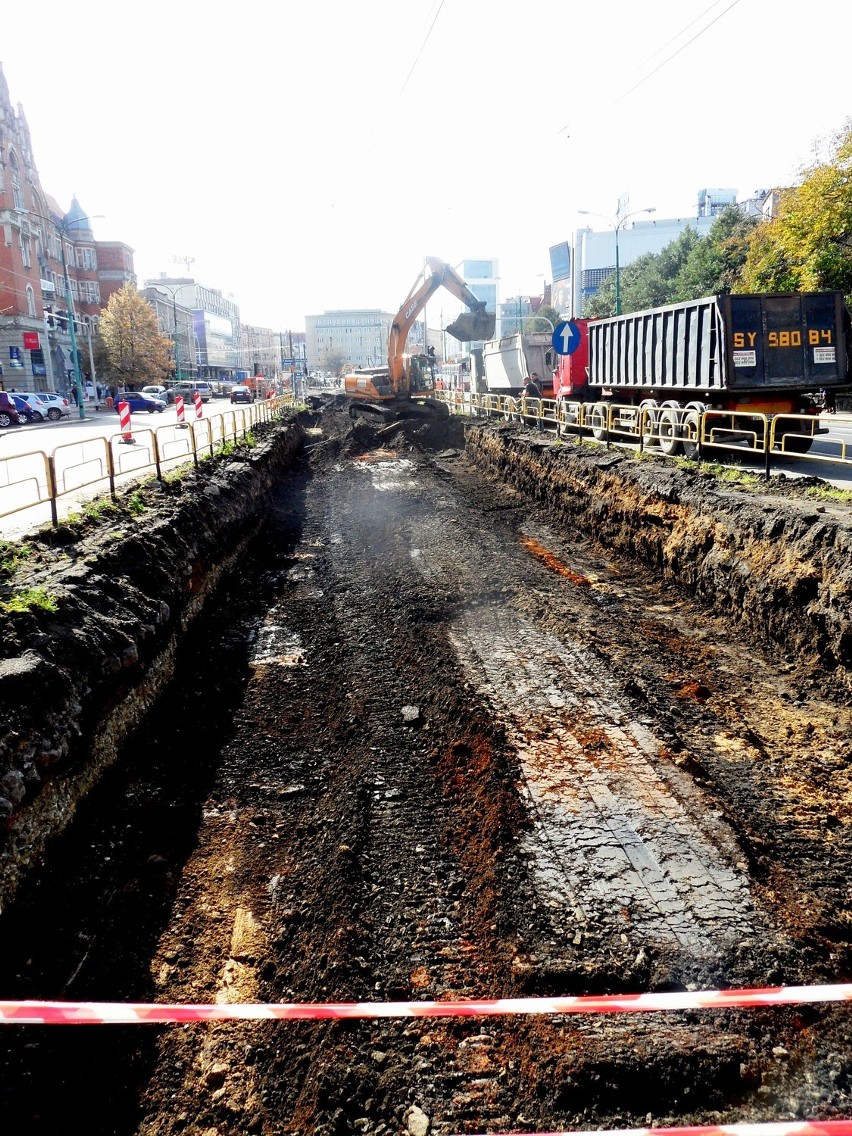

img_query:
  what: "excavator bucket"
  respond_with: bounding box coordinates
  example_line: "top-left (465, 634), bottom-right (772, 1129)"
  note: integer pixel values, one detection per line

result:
top-left (445, 310), bottom-right (496, 343)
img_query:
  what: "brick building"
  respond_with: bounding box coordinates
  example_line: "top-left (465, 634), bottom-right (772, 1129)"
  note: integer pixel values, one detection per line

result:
top-left (0, 64), bottom-right (135, 394)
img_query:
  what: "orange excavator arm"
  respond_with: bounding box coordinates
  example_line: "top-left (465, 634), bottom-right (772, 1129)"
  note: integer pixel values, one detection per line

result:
top-left (388, 258), bottom-right (495, 395)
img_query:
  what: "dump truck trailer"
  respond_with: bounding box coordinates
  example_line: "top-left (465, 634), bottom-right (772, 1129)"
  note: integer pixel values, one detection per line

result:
top-left (553, 291), bottom-right (851, 454)
top-left (476, 332), bottom-right (556, 397)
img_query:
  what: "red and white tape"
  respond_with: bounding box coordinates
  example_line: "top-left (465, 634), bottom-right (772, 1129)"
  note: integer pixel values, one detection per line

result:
top-left (2, 983), bottom-right (852, 1025)
top-left (448, 1123), bottom-right (852, 1136)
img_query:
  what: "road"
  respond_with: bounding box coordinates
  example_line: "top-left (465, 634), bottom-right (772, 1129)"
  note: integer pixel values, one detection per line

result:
top-left (0, 397), bottom-right (234, 538)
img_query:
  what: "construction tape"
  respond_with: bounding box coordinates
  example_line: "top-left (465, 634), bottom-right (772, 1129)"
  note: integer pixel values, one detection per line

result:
top-left (2, 983), bottom-right (852, 1025)
top-left (446, 1124), bottom-right (852, 1136)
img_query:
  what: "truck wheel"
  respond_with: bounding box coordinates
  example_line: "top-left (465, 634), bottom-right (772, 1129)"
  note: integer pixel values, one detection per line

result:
top-left (776, 430), bottom-right (814, 454)
top-left (588, 402), bottom-right (608, 441)
top-left (658, 404), bottom-right (683, 456)
top-left (639, 399), bottom-right (659, 447)
top-left (557, 398), bottom-right (578, 436)
top-left (680, 408), bottom-right (702, 460)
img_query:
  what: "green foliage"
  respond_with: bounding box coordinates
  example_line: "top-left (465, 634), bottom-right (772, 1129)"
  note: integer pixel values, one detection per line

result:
top-left (1, 586), bottom-right (58, 614)
top-left (82, 499), bottom-right (121, 521)
top-left (740, 122), bottom-right (852, 299)
top-left (523, 304), bottom-right (561, 334)
top-left (127, 492), bottom-right (148, 515)
top-left (803, 483), bottom-right (852, 504)
top-left (585, 210), bottom-right (758, 317)
top-left (99, 283), bottom-right (174, 387)
top-left (0, 541), bottom-right (32, 581)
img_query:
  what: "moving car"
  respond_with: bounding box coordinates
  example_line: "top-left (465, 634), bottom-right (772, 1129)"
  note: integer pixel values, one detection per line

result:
top-left (172, 381), bottom-right (213, 403)
top-left (141, 384), bottom-right (175, 405)
top-left (230, 385), bottom-right (254, 404)
top-left (115, 390), bottom-right (166, 414)
top-left (0, 391), bottom-right (24, 428)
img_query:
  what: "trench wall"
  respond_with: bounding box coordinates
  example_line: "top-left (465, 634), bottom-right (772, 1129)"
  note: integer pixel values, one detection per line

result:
top-left (0, 419), bottom-right (306, 911)
top-left (463, 422), bottom-right (852, 689)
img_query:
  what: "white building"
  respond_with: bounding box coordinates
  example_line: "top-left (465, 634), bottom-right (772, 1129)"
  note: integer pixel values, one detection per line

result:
top-left (564, 189), bottom-right (740, 317)
top-left (305, 309), bottom-right (395, 370)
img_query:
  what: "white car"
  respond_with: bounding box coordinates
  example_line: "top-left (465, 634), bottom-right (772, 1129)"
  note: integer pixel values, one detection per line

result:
top-left (34, 392), bottom-right (72, 420)
top-left (141, 384), bottom-right (175, 404)
top-left (13, 392), bottom-right (69, 422)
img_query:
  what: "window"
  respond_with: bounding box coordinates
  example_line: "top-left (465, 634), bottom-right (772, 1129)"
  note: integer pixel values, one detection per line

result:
top-left (9, 151), bottom-right (23, 211)
top-left (20, 232), bottom-right (31, 268)
top-left (26, 285), bottom-right (36, 317)
top-left (75, 247), bottom-right (97, 270)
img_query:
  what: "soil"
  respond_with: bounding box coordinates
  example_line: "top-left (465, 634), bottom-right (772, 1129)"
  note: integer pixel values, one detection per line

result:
top-left (1, 405), bottom-right (852, 1135)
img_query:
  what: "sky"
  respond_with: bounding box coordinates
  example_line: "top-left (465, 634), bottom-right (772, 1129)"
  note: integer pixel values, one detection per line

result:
top-left (4, 0), bottom-right (851, 332)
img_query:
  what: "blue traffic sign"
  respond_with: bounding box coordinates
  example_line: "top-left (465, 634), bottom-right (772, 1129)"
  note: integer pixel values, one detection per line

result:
top-left (552, 320), bottom-right (581, 356)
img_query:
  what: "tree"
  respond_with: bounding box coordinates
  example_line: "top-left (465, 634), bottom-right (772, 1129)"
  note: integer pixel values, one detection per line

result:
top-left (740, 121), bottom-right (852, 299)
top-left (584, 214), bottom-right (758, 318)
top-left (523, 304), bottom-right (561, 334)
top-left (674, 206), bottom-right (757, 300)
top-left (319, 348), bottom-right (349, 376)
top-left (98, 283), bottom-right (173, 388)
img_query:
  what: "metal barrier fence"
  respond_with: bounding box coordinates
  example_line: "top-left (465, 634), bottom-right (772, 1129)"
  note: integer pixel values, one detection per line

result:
top-left (436, 391), bottom-right (852, 479)
top-left (0, 394), bottom-right (292, 530)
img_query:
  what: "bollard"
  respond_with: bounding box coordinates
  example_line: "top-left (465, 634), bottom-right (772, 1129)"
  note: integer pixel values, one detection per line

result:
top-left (117, 400), bottom-right (135, 445)
top-left (175, 395), bottom-right (188, 429)
top-left (193, 389), bottom-right (203, 419)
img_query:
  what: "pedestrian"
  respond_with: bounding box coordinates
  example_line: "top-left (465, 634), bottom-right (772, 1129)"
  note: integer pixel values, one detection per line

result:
top-left (522, 375), bottom-right (541, 401)
top-left (531, 372), bottom-right (543, 395)
top-left (822, 387), bottom-right (837, 414)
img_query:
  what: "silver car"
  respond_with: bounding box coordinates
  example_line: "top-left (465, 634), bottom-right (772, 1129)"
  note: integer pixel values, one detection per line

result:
top-left (13, 392), bottom-right (70, 422)
top-left (32, 392), bottom-right (72, 420)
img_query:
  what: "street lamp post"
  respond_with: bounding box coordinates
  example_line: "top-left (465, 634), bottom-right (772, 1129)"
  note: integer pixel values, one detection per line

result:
top-left (577, 206), bottom-right (656, 316)
top-left (58, 233), bottom-right (87, 419)
top-left (153, 285), bottom-right (186, 386)
top-left (16, 206), bottom-right (101, 415)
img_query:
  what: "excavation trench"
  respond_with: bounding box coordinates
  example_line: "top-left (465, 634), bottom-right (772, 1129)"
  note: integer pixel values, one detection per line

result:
top-left (0, 407), bottom-right (851, 1134)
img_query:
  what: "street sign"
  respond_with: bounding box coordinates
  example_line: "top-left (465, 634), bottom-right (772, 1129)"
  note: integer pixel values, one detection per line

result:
top-left (552, 320), bottom-right (581, 356)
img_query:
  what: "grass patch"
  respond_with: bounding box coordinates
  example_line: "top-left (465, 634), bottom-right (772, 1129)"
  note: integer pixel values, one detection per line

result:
top-left (1, 586), bottom-right (58, 614)
top-left (803, 484), bottom-right (852, 504)
top-left (82, 499), bottom-right (122, 522)
top-left (127, 491), bottom-right (147, 516)
top-left (0, 540), bottom-right (32, 581)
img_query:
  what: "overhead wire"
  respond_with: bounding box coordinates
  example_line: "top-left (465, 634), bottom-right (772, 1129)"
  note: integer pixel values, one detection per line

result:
top-left (399, 0), bottom-right (446, 95)
top-left (558, 0), bottom-right (741, 136)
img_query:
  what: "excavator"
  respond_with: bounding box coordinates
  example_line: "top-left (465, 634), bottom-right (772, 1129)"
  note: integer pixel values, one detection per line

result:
top-left (344, 258), bottom-right (496, 422)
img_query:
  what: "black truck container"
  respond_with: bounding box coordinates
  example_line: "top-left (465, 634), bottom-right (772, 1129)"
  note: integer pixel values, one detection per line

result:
top-left (586, 291), bottom-right (850, 402)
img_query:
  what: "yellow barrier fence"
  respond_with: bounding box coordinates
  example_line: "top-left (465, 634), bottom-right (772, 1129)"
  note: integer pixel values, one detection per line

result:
top-left (0, 395), bottom-right (291, 530)
top-left (436, 390), bottom-right (851, 478)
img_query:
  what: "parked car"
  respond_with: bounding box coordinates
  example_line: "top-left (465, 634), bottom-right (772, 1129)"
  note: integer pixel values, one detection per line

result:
top-left (115, 390), bottom-right (166, 414)
top-left (12, 392), bottom-right (64, 422)
top-left (33, 392), bottom-right (72, 420)
top-left (12, 395), bottom-right (43, 424)
top-left (0, 391), bottom-right (24, 428)
top-left (142, 384), bottom-right (175, 404)
top-left (230, 385), bottom-right (254, 404)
